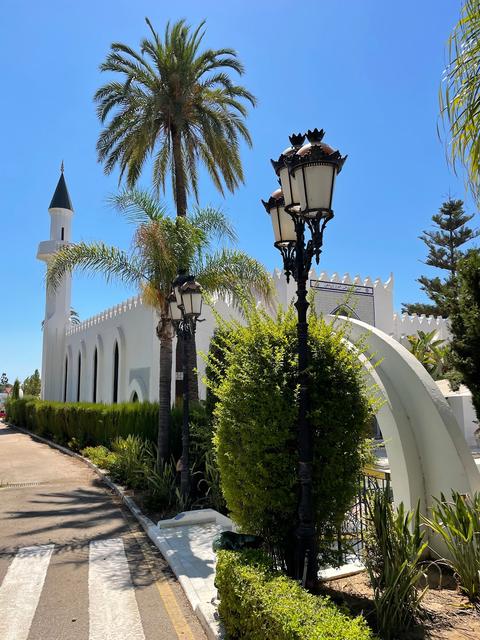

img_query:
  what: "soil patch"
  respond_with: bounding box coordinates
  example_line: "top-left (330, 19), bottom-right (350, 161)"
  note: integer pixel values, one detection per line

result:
top-left (321, 569), bottom-right (480, 639)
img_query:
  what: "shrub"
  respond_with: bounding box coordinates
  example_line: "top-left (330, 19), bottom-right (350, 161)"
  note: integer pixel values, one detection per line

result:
top-left (209, 307), bottom-right (375, 567)
top-left (425, 490), bottom-right (480, 601)
top-left (110, 435), bottom-right (153, 488)
top-left (145, 459), bottom-right (178, 510)
top-left (364, 487), bottom-right (428, 640)
top-left (81, 445), bottom-right (118, 471)
top-left (5, 397), bottom-right (158, 447)
top-left (216, 549), bottom-right (373, 640)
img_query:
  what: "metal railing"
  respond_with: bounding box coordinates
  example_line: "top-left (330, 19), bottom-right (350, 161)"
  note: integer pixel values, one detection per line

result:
top-left (334, 466), bottom-right (392, 564)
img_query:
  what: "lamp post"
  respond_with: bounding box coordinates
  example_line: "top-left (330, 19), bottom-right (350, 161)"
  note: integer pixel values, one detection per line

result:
top-left (168, 274), bottom-right (203, 498)
top-left (262, 128), bottom-right (346, 587)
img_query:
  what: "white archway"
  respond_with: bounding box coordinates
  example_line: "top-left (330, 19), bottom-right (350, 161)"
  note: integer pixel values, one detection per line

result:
top-left (336, 317), bottom-right (480, 532)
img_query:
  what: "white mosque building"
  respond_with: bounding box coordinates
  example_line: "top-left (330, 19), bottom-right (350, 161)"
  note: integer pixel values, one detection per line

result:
top-left (37, 170), bottom-right (476, 445)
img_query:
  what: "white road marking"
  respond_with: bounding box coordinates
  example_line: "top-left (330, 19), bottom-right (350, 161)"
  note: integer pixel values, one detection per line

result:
top-left (89, 538), bottom-right (145, 640)
top-left (0, 544), bottom-right (54, 640)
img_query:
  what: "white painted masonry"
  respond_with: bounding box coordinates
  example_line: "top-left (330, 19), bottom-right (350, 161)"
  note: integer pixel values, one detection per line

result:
top-left (38, 171), bottom-right (476, 450)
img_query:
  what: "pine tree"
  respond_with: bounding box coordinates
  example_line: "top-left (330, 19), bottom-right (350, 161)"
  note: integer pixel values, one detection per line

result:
top-left (449, 250), bottom-right (480, 420)
top-left (402, 200), bottom-right (478, 317)
top-left (0, 373), bottom-right (8, 392)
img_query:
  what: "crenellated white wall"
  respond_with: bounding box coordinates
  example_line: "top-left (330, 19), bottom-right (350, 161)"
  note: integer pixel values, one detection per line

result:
top-left (49, 268), bottom-right (452, 406)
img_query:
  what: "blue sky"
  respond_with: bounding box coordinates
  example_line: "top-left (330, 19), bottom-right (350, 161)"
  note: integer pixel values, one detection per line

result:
top-left (0, 0), bottom-right (475, 383)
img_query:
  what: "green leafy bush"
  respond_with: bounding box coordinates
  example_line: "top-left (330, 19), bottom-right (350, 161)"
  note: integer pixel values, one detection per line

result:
top-left (81, 445), bottom-right (118, 470)
top-left (364, 487), bottom-right (428, 640)
top-left (110, 434), bottom-right (152, 488)
top-left (425, 490), bottom-right (480, 601)
top-left (209, 307), bottom-right (375, 567)
top-left (216, 549), bottom-right (373, 640)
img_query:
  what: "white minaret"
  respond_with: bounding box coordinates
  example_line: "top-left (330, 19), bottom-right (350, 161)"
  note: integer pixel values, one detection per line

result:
top-left (37, 163), bottom-right (74, 400)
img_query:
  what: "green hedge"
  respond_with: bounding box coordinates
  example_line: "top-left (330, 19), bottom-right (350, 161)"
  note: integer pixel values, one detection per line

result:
top-left (5, 397), bottom-right (158, 448)
top-left (216, 550), bottom-right (374, 640)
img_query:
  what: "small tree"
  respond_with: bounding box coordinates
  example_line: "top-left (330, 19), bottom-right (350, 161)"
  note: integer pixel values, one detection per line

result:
top-left (11, 379), bottom-right (20, 399)
top-left (209, 306), bottom-right (375, 572)
top-left (449, 250), bottom-right (480, 419)
top-left (407, 330), bottom-right (450, 380)
top-left (403, 199), bottom-right (478, 316)
top-left (22, 369), bottom-right (41, 397)
top-left (0, 373), bottom-right (8, 391)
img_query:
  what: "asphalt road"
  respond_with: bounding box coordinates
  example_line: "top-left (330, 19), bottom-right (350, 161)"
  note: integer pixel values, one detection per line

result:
top-left (0, 422), bottom-right (206, 640)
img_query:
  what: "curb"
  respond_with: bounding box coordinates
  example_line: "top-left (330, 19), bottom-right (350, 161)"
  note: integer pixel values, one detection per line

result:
top-left (5, 423), bottom-right (220, 639)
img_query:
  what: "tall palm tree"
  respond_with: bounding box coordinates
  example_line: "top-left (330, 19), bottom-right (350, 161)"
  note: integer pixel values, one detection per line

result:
top-left (440, 0), bottom-right (480, 200)
top-left (46, 189), bottom-right (272, 464)
top-left (94, 18), bottom-right (256, 216)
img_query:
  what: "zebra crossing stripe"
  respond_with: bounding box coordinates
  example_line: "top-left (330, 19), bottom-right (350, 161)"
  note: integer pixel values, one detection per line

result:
top-left (89, 538), bottom-right (145, 640)
top-left (0, 544), bottom-right (54, 640)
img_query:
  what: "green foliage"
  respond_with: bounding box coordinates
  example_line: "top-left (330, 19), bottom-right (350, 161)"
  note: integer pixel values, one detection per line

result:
top-left (364, 487), bottom-right (428, 640)
top-left (209, 307), bottom-right (375, 567)
top-left (424, 490), bottom-right (480, 602)
top-left (440, 0), bottom-right (480, 201)
top-left (216, 549), bottom-right (373, 640)
top-left (449, 250), bottom-right (480, 419)
top-left (110, 435), bottom-right (152, 488)
top-left (145, 459), bottom-right (178, 510)
top-left (5, 397), bottom-right (159, 447)
top-left (94, 18), bottom-right (256, 206)
top-left (81, 445), bottom-right (118, 470)
top-left (0, 372), bottom-right (8, 391)
top-left (402, 200), bottom-right (478, 317)
top-left (11, 379), bottom-right (20, 399)
top-left (22, 369), bottom-right (41, 397)
top-left (407, 330), bottom-right (450, 380)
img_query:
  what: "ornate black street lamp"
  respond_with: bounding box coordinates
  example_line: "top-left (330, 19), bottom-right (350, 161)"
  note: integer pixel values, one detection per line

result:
top-left (168, 273), bottom-right (203, 498)
top-left (262, 128), bottom-right (346, 587)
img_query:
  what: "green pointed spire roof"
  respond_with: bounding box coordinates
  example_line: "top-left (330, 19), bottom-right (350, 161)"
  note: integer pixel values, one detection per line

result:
top-left (49, 168), bottom-right (73, 211)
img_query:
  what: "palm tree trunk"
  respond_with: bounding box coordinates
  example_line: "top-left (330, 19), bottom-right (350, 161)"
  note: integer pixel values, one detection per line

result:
top-left (171, 127), bottom-right (188, 218)
top-left (157, 318), bottom-right (173, 464)
top-left (172, 125), bottom-right (189, 402)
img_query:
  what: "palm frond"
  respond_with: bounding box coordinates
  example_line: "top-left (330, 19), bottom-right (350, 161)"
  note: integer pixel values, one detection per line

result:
top-left (46, 242), bottom-right (145, 292)
top-left (109, 188), bottom-right (168, 223)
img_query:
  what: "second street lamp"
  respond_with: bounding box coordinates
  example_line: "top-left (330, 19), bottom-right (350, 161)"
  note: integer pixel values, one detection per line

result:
top-left (169, 274), bottom-right (203, 498)
top-left (263, 128), bottom-right (346, 588)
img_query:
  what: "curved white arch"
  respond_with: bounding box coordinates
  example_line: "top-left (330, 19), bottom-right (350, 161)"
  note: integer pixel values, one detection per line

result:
top-left (336, 317), bottom-right (480, 528)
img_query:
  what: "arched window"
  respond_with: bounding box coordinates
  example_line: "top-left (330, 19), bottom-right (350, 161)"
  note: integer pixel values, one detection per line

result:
top-left (77, 352), bottom-right (81, 402)
top-left (61, 227), bottom-right (65, 240)
top-left (131, 391), bottom-right (139, 403)
top-left (93, 348), bottom-right (98, 403)
top-left (331, 304), bottom-right (359, 319)
top-left (63, 356), bottom-right (68, 402)
top-left (113, 341), bottom-right (119, 404)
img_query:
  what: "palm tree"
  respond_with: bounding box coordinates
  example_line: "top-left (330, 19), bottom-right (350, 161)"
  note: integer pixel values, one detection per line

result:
top-left (407, 330), bottom-right (449, 380)
top-left (94, 19), bottom-right (256, 216)
top-left (46, 189), bottom-right (272, 465)
top-left (440, 0), bottom-right (480, 200)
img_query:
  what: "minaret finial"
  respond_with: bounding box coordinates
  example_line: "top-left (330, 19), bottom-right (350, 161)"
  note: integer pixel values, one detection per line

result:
top-left (60, 160), bottom-right (64, 173)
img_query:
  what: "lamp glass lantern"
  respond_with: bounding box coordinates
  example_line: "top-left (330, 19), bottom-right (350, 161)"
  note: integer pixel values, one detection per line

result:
top-left (180, 281), bottom-right (203, 318)
top-left (292, 158), bottom-right (337, 218)
top-left (263, 189), bottom-right (297, 246)
top-left (168, 292), bottom-right (183, 322)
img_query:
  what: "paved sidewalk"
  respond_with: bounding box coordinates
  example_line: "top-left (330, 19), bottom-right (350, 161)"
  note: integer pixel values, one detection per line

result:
top-left (0, 423), bottom-right (206, 640)
top-left (150, 511), bottom-right (235, 639)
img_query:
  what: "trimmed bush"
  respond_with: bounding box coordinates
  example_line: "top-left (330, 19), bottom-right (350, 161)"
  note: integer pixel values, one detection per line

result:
top-left (5, 397), bottom-right (158, 447)
top-left (209, 307), bottom-right (375, 567)
top-left (216, 549), bottom-right (373, 640)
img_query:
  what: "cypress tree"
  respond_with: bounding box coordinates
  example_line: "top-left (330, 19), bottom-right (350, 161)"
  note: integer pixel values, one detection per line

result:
top-left (402, 199), bottom-right (478, 317)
